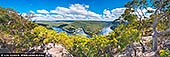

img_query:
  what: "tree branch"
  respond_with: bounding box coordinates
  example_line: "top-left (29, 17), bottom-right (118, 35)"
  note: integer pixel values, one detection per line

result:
top-left (168, 16), bottom-right (170, 28)
top-left (158, 29), bottom-right (170, 35)
top-left (157, 11), bottom-right (170, 35)
top-left (152, 0), bottom-right (164, 34)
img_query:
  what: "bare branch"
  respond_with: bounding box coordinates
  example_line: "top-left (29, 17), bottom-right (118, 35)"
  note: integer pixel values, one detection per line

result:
top-left (158, 29), bottom-right (170, 35)
top-left (168, 15), bottom-right (170, 28)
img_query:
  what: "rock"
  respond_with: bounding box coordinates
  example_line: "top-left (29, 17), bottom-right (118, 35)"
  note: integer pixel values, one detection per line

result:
top-left (142, 36), bottom-right (152, 44)
top-left (113, 36), bottom-right (157, 57)
top-left (0, 48), bottom-right (10, 53)
top-left (45, 43), bottom-right (70, 57)
top-left (24, 43), bottom-right (71, 57)
top-left (144, 52), bottom-right (156, 57)
top-left (163, 41), bottom-right (170, 50)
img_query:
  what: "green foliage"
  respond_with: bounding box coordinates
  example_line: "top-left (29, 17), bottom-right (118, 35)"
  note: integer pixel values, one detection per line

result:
top-left (31, 25), bottom-right (141, 56)
top-left (125, 0), bottom-right (170, 51)
top-left (0, 7), bottom-right (38, 51)
top-left (109, 24), bottom-right (141, 50)
top-left (160, 49), bottom-right (170, 57)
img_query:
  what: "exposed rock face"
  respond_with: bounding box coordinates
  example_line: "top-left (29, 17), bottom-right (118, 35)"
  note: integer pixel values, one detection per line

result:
top-left (23, 43), bottom-right (72, 57)
top-left (44, 43), bottom-right (71, 57)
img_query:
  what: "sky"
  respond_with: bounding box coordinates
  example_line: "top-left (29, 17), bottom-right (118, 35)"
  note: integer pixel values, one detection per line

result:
top-left (0, 0), bottom-right (132, 21)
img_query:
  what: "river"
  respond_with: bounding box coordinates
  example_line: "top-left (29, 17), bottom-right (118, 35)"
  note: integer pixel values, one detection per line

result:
top-left (51, 23), bottom-right (114, 37)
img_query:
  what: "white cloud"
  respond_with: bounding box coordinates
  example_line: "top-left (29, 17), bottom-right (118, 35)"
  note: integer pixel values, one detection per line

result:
top-left (37, 9), bottom-right (49, 14)
top-left (132, 7), bottom-right (155, 19)
top-left (102, 8), bottom-right (126, 19)
top-left (21, 13), bottom-right (27, 17)
top-left (85, 5), bottom-right (89, 8)
top-left (69, 4), bottom-right (87, 10)
top-left (34, 14), bottom-right (45, 17)
top-left (50, 10), bottom-right (58, 13)
top-left (50, 15), bottom-right (63, 19)
top-left (30, 10), bottom-right (35, 13)
top-left (102, 7), bottom-right (155, 20)
top-left (26, 4), bottom-right (154, 21)
top-left (49, 4), bottom-right (102, 19)
top-left (55, 6), bottom-right (70, 14)
top-left (111, 8), bottom-right (126, 18)
top-left (103, 9), bottom-right (111, 19)
top-left (30, 4), bottom-right (125, 21)
top-left (75, 15), bottom-right (86, 19)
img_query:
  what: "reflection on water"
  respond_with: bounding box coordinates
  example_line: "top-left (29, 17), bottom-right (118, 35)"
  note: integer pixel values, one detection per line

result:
top-left (75, 28), bottom-right (91, 38)
top-left (51, 25), bottom-right (113, 37)
top-left (51, 26), bottom-right (64, 32)
top-left (100, 26), bottom-right (113, 35)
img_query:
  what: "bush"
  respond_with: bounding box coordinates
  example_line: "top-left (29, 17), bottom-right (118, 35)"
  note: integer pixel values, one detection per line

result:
top-left (160, 49), bottom-right (170, 57)
top-left (30, 25), bottom-right (141, 56)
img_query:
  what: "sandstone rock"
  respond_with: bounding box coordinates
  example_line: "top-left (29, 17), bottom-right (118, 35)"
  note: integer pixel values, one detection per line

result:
top-left (45, 43), bottom-right (70, 57)
top-left (142, 36), bottom-right (152, 44)
top-left (144, 52), bottom-right (156, 57)
top-left (24, 43), bottom-right (71, 57)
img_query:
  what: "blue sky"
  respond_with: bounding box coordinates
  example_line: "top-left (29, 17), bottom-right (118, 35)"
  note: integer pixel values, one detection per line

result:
top-left (0, 0), bottom-right (130, 14)
top-left (0, 0), bottom-right (132, 21)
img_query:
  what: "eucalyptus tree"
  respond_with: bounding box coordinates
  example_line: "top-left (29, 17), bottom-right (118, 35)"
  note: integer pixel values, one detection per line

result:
top-left (152, 0), bottom-right (170, 51)
top-left (124, 0), bottom-right (170, 51)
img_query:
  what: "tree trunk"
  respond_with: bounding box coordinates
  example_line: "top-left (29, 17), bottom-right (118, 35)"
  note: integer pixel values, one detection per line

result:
top-left (152, 3), bottom-right (160, 51)
top-left (152, 33), bottom-right (158, 51)
top-left (127, 43), bottom-right (132, 57)
top-left (152, 14), bottom-right (158, 51)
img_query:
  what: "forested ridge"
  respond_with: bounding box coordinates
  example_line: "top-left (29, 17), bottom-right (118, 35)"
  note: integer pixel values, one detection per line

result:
top-left (0, 0), bottom-right (170, 57)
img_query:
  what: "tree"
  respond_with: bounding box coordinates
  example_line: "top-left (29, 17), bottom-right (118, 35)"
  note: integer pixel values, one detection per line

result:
top-left (124, 0), bottom-right (170, 51)
top-left (152, 0), bottom-right (170, 51)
